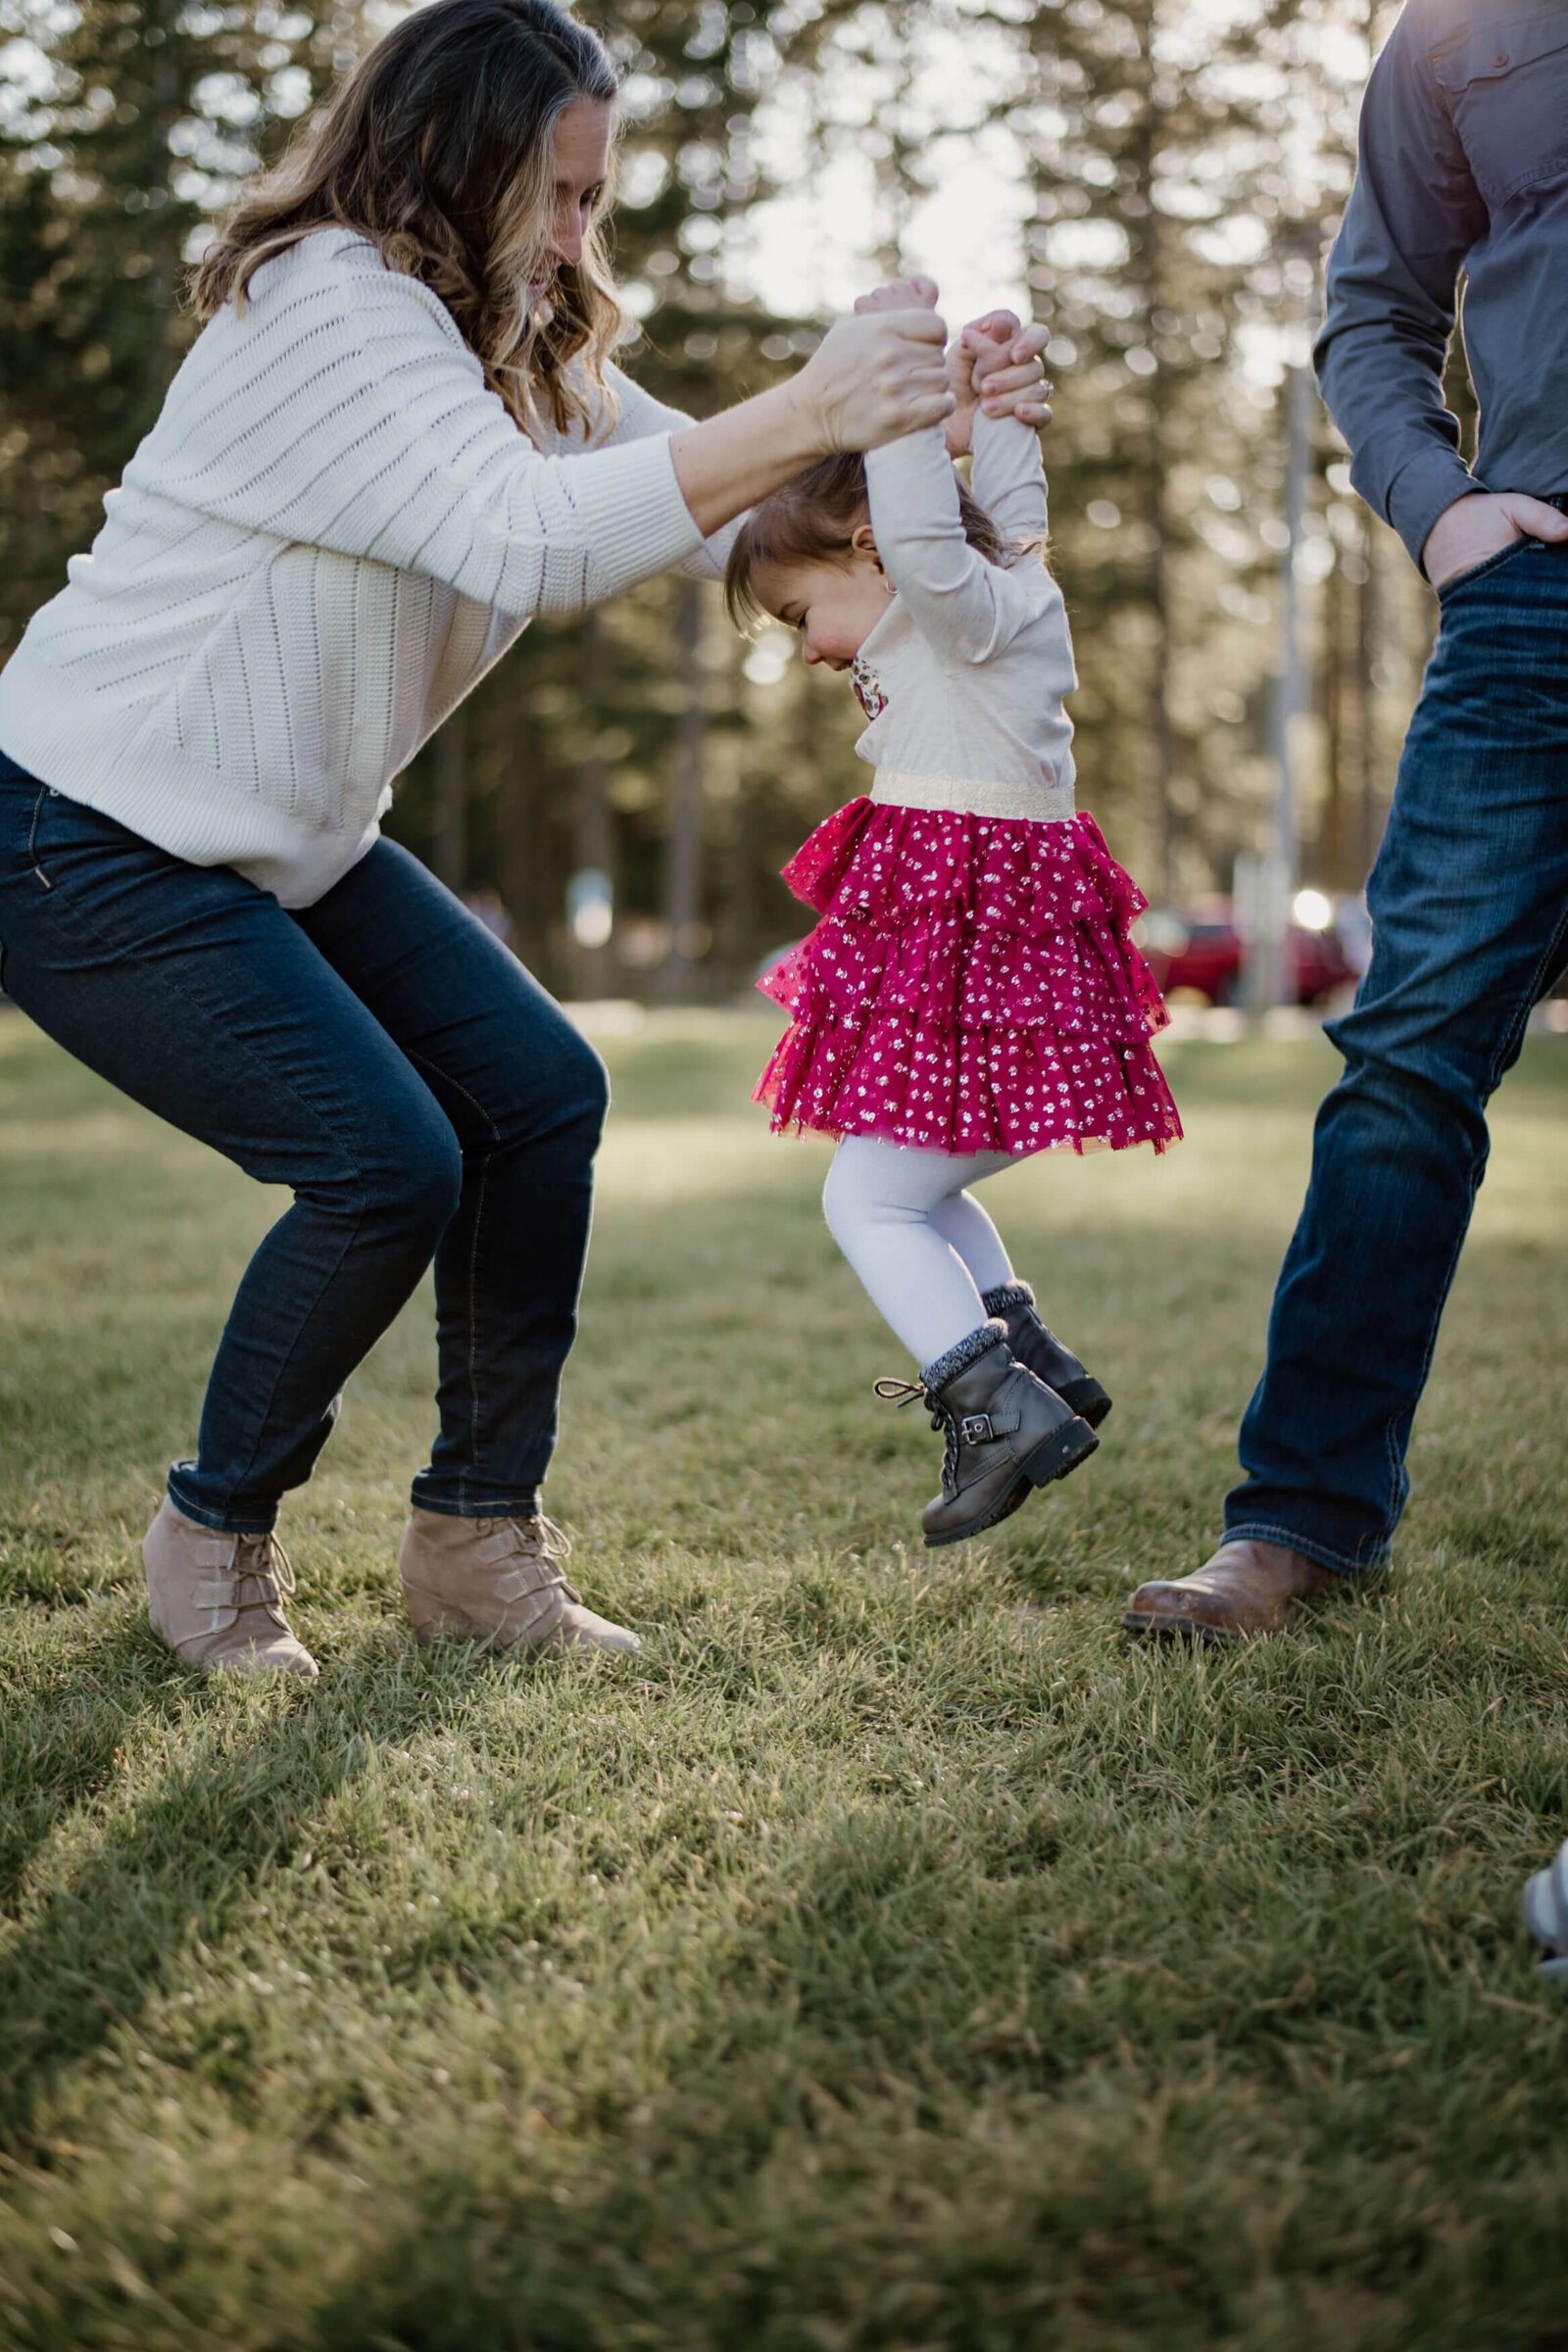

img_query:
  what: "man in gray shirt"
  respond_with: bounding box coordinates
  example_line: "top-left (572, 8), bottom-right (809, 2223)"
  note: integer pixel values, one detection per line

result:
top-left (1124, 0), bottom-right (1568, 1643)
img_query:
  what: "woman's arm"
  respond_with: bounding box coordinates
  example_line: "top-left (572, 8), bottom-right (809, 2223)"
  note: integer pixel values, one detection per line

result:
top-left (577, 366), bottom-right (741, 579)
top-left (579, 314), bottom-right (958, 544)
top-left (152, 241), bottom-right (954, 623)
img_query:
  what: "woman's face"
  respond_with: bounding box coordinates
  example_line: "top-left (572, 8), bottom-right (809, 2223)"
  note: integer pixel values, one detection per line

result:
top-left (532, 97), bottom-right (613, 301)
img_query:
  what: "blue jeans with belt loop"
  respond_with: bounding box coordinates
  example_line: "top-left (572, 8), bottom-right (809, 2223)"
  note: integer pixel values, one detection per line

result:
top-left (0, 753), bottom-right (609, 1533)
top-left (1225, 534), bottom-right (1568, 1573)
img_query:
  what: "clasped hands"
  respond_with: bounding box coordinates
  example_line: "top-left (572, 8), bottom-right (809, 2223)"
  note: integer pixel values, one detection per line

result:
top-left (854, 273), bottom-right (1051, 458)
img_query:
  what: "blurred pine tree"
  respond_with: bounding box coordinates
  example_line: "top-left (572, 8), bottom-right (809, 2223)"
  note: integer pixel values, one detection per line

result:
top-left (0, 0), bottom-right (1438, 996)
top-left (0, 0), bottom-right (334, 646)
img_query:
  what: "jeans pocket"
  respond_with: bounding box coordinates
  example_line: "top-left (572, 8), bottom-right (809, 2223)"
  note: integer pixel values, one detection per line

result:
top-left (1434, 535), bottom-right (1537, 605)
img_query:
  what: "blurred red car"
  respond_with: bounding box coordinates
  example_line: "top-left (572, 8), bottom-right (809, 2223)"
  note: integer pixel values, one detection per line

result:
top-left (1137, 899), bottom-right (1362, 1007)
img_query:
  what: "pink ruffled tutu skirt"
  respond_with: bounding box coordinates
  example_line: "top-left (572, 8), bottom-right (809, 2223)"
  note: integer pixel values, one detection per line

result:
top-left (754, 798), bottom-right (1183, 1157)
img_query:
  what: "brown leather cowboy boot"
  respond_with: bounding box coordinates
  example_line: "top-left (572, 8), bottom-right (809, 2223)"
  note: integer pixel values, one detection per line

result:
top-left (982, 1280), bottom-right (1112, 1428)
top-left (398, 1507), bottom-right (641, 1657)
top-left (877, 1320), bottom-right (1099, 1548)
top-left (1121, 1537), bottom-right (1339, 1644)
top-left (143, 1496), bottom-right (318, 1678)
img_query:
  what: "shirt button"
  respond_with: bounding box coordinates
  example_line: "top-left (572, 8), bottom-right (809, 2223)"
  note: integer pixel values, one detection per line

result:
top-left (1493, 47), bottom-right (1509, 65)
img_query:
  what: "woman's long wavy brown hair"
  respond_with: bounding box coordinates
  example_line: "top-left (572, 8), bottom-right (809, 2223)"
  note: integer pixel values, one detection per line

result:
top-left (191, 0), bottom-right (623, 439)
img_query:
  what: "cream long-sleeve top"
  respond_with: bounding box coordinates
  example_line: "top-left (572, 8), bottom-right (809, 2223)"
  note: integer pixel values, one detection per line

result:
top-left (852, 411), bottom-right (1076, 823)
top-left (0, 227), bottom-right (725, 906)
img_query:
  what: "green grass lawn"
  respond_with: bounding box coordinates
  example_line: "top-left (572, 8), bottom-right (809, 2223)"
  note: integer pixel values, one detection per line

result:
top-left (1, 1004), bottom-right (1566, 2351)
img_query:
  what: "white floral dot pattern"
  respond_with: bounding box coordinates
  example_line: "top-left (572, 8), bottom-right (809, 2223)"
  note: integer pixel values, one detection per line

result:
top-left (755, 797), bottom-right (1184, 1159)
top-left (851, 658), bottom-right (889, 721)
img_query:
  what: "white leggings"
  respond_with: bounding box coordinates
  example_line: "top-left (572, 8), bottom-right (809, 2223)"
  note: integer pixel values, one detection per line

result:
top-left (821, 1136), bottom-right (1020, 1370)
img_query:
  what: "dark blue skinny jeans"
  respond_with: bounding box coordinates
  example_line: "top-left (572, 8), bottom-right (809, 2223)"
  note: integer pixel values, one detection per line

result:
top-left (1226, 535), bottom-right (1568, 1574)
top-left (0, 755), bottom-right (608, 1533)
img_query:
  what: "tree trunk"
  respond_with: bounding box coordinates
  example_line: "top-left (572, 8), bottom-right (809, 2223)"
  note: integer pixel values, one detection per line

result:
top-left (659, 579), bottom-right (706, 1003)
top-left (1318, 541), bottom-right (1348, 889)
top-left (1357, 509), bottom-right (1381, 885)
top-left (1131, 0), bottom-right (1175, 901)
top-left (574, 612), bottom-right (613, 999)
top-left (1254, 359), bottom-right (1313, 1013)
top-left (1149, 399), bottom-right (1175, 904)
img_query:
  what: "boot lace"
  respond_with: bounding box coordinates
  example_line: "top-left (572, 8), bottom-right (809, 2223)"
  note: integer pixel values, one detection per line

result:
top-left (874, 1377), bottom-right (959, 1496)
top-left (502, 1514), bottom-right (581, 1601)
top-left (212, 1533), bottom-right (296, 1634)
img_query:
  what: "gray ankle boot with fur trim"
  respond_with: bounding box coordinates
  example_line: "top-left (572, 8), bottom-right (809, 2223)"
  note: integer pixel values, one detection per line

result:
top-left (983, 1281), bottom-right (1111, 1429)
top-left (877, 1320), bottom-right (1099, 1547)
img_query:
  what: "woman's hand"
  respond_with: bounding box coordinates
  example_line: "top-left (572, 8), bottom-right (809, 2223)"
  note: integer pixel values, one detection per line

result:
top-left (792, 302), bottom-right (955, 454)
top-left (944, 311), bottom-right (1051, 458)
top-left (854, 274), bottom-right (940, 317)
top-left (667, 284), bottom-right (950, 533)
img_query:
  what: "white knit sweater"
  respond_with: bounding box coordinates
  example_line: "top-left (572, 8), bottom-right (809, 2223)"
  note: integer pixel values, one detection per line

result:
top-left (0, 228), bottom-right (716, 905)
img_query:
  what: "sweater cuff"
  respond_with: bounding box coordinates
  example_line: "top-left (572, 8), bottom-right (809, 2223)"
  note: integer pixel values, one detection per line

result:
top-left (1380, 443), bottom-right (1487, 574)
top-left (542, 431), bottom-right (707, 604)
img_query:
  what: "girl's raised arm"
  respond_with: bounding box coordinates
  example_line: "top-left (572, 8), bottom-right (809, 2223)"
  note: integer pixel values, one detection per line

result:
top-left (968, 408), bottom-right (1049, 551)
top-left (864, 424), bottom-right (1042, 666)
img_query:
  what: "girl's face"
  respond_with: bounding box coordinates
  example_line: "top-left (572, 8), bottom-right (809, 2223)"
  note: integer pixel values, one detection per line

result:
top-left (530, 98), bottom-right (613, 304)
top-left (754, 539), bottom-right (891, 669)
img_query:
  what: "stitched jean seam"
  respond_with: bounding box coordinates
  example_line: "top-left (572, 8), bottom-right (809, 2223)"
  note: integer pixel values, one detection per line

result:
top-left (408, 1486), bottom-right (543, 1521)
top-left (26, 784), bottom-right (53, 887)
top-left (1223, 1519), bottom-right (1379, 1578)
top-left (1368, 899), bottom-right (1568, 1548)
top-left (165, 1470), bottom-right (275, 1537)
top-left (405, 1046), bottom-right (502, 1513)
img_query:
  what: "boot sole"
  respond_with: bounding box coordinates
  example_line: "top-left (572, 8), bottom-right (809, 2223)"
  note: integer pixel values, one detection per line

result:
top-left (1057, 1376), bottom-right (1111, 1429)
top-left (404, 1595), bottom-right (641, 1659)
top-left (1120, 1588), bottom-right (1334, 1644)
top-left (923, 1420), bottom-right (1100, 1547)
top-left (1119, 1608), bottom-right (1237, 1646)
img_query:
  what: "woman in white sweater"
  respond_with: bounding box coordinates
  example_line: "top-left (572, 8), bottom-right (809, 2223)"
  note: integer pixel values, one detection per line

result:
top-left (0, 0), bottom-right (1047, 1678)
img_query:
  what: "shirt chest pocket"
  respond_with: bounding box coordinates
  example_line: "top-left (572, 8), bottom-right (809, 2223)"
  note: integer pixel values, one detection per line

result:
top-left (1431, 14), bottom-right (1568, 206)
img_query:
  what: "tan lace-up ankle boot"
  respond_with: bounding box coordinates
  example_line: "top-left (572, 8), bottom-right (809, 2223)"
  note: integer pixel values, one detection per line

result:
top-left (143, 1496), bottom-right (318, 1679)
top-left (397, 1507), bottom-right (642, 1657)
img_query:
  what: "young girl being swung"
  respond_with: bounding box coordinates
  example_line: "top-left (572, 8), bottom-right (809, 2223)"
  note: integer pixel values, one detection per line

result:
top-left (726, 282), bottom-right (1182, 1548)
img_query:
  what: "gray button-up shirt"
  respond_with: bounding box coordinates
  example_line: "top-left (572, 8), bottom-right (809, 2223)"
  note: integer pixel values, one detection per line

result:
top-left (1314, 0), bottom-right (1568, 569)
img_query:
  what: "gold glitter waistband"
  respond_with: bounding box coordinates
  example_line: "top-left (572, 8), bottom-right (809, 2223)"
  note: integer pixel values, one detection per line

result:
top-left (866, 768), bottom-right (1077, 822)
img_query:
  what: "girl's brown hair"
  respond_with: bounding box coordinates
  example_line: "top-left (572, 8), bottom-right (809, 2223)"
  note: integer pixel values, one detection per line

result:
top-left (191, 0), bottom-right (621, 440)
top-left (724, 450), bottom-right (1014, 631)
